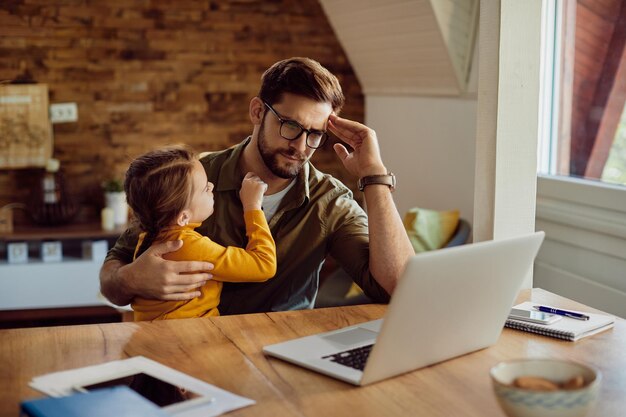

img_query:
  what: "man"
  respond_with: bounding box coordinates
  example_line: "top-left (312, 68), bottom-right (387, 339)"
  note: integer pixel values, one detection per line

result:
top-left (100, 57), bottom-right (414, 314)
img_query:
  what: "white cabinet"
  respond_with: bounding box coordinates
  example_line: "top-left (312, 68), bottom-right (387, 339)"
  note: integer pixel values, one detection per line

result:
top-left (0, 260), bottom-right (104, 310)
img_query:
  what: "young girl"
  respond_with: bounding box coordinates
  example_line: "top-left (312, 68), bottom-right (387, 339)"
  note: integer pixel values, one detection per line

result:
top-left (124, 146), bottom-right (276, 321)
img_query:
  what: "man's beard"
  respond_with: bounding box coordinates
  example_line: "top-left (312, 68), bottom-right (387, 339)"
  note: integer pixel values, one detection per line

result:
top-left (257, 117), bottom-right (308, 179)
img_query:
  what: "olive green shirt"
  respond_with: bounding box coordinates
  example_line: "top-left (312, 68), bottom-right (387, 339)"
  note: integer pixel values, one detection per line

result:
top-left (106, 138), bottom-right (390, 314)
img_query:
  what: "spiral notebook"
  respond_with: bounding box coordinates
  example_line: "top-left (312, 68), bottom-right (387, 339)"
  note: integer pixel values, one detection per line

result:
top-left (505, 301), bottom-right (615, 341)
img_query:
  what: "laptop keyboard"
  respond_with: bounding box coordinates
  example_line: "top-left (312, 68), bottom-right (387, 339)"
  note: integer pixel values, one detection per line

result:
top-left (322, 344), bottom-right (374, 371)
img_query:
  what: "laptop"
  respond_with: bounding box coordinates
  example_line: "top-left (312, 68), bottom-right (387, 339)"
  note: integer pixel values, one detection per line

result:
top-left (263, 231), bottom-right (545, 386)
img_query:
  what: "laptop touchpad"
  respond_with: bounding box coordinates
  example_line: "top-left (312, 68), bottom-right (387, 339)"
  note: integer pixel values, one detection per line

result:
top-left (322, 328), bottom-right (378, 346)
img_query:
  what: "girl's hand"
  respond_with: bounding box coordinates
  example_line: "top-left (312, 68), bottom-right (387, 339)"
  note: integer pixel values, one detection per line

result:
top-left (240, 172), bottom-right (268, 211)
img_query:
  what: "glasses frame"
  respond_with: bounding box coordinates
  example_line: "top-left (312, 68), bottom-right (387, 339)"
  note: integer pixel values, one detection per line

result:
top-left (263, 101), bottom-right (328, 149)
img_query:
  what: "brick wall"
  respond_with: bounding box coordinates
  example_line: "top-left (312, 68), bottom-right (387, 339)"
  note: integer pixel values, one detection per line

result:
top-left (0, 0), bottom-right (363, 225)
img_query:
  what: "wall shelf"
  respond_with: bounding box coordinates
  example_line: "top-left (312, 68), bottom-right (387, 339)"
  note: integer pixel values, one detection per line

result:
top-left (0, 222), bottom-right (125, 241)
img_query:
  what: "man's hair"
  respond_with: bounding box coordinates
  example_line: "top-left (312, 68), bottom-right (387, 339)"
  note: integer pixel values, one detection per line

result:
top-left (259, 57), bottom-right (345, 113)
top-left (124, 146), bottom-right (197, 256)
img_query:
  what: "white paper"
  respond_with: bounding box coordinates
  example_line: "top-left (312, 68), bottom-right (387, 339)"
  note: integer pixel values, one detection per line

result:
top-left (29, 356), bottom-right (255, 417)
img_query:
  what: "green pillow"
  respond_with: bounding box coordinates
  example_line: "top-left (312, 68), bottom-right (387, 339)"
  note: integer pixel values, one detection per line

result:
top-left (403, 207), bottom-right (460, 253)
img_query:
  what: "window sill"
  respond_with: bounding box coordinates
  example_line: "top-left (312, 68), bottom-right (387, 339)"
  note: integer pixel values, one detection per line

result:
top-left (536, 175), bottom-right (626, 240)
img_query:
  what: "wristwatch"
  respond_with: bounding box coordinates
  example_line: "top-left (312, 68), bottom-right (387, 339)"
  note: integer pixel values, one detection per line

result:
top-left (357, 172), bottom-right (396, 192)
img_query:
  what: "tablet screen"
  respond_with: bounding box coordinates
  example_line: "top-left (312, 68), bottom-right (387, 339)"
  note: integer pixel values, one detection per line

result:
top-left (81, 372), bottom-right (202, 407)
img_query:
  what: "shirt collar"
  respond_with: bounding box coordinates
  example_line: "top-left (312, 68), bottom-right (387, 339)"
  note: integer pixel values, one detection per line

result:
top-left (299, 159), bottom-right (311, 202)
top-left (214, 137), bottom-right (250, 192)
top-left (158, 222), bottom-right (202, 233)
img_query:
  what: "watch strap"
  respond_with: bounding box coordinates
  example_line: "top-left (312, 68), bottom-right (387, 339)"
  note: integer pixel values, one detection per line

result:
top-left (358, 172), bottom-right (396, 192)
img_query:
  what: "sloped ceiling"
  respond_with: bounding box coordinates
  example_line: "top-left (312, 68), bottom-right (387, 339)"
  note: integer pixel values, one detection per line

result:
top-left (319, 0), bottom-right (478, 96)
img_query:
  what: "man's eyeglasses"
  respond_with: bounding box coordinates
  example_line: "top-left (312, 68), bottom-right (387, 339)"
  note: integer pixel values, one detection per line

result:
top-left (263, 101), bottom-right (328, 149)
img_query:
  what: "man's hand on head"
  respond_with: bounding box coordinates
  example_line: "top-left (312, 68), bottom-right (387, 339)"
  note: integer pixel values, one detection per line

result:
top-left (328, 114), bottom-right (387, 178)
top-left (120, 240), bottom-right (214, 301)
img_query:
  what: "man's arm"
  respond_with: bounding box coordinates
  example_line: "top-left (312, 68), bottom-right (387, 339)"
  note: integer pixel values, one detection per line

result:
top-left (361, 183), bottom-right (414, 294)
top-left (329, 115), bottom-right (414, 295)
top-left (100, 258), bottom-right (134, 306)
top-left (100, 239), bottom-right (214, 306)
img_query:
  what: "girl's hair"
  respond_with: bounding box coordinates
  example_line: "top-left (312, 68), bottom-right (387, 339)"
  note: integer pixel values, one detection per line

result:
top-left (259, 57), bottom-right (345, 114)
top-left (124, 146), bottom-right (197, 257)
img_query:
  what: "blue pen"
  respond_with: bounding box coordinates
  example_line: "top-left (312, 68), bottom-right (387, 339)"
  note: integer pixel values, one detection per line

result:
top-left (533, 305), bottom-right (590, 321)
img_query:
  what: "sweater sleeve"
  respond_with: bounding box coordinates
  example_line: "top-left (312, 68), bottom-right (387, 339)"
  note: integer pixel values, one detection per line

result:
top-left (175, 209), bottom-right (277, 282)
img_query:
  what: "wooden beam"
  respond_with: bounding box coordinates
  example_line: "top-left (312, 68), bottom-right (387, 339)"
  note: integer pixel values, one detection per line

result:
top-left (585, 0), bottom-right (626, 178)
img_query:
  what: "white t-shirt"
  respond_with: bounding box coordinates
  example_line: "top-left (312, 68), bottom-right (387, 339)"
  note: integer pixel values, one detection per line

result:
top-left (262, 180), bottom-right (296, 221)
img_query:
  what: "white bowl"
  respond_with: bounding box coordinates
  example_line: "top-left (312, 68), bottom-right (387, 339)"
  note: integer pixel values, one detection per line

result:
top-left (490, 359), bottom-right (601, 417)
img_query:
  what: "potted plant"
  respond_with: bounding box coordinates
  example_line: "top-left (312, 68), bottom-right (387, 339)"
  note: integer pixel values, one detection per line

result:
top-left (102, 179), bottom-right (128, 226)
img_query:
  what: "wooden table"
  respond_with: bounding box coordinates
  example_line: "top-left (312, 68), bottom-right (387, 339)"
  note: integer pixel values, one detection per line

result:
top-left (0, 289), bottom-right (623, 417)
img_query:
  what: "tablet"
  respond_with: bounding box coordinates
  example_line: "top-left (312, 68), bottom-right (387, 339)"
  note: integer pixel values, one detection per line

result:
top-left (73, 369), bottom-right (214, 413)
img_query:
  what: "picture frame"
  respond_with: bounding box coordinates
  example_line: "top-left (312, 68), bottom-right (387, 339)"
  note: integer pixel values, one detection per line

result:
top-left (0, 84), bottom-right (53, 169)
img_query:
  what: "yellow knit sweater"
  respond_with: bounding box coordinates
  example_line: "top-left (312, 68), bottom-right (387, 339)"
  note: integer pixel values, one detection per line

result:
top-left (132, 210), bottom-right (276, 321)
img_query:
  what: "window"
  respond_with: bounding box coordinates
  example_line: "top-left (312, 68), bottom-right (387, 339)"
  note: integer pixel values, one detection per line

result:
top-left (538, 0), bottom-right (626, 188)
